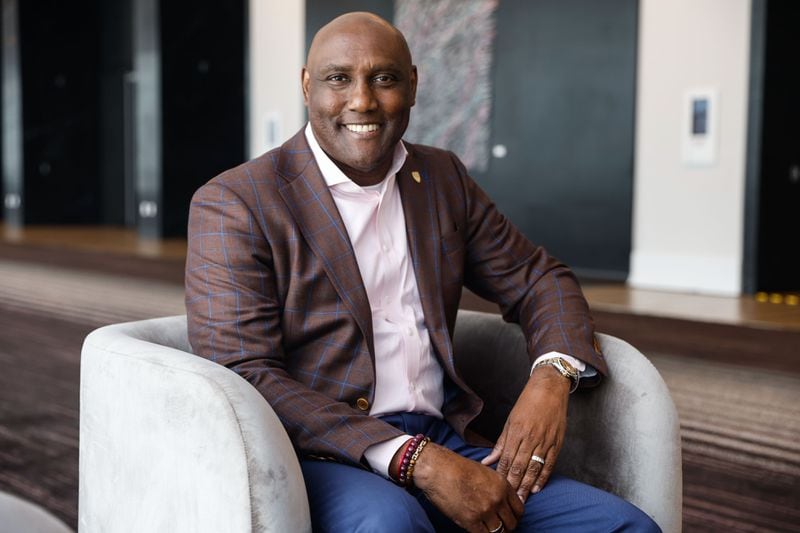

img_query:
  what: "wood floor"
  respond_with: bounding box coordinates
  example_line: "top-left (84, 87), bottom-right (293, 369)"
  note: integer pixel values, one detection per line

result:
top-left (3, 223), bottom-right (799, 334)
top-left (1, 223), bottom-right (187, 261)
top-left (584, 284), bottom-right (800, 332)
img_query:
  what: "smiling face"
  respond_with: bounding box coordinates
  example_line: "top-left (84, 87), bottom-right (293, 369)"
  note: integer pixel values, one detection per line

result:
top-left (302, 13), bottom-right (417, 185)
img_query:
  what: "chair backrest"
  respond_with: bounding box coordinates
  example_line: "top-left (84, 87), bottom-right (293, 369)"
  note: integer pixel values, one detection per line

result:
top-left (454, 309), bottom-right (682, 533)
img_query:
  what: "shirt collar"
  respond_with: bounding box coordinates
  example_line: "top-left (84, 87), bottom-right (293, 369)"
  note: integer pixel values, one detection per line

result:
top-left (304, 123), bottom-right (408, 190)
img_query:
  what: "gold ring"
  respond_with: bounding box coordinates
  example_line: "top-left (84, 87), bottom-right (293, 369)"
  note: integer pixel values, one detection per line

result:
top-left (530, 454), bottom-right (545, 465)
top-left (489, 523), bottom-right (505, 533)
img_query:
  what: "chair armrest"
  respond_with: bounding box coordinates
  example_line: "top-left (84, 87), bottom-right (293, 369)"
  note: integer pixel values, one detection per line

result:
top-left (454, 309), bottom-right (682, 533)
top-left (79, 316), bottom-right (311, 533)
top-left (560, 333), bottom-right (682, 533)
top-left (0, 491), bottom-right (73, 533)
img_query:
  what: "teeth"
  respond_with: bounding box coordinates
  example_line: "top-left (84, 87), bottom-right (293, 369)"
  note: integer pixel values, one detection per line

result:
top-left (345, 124), bottom-right (379, 133)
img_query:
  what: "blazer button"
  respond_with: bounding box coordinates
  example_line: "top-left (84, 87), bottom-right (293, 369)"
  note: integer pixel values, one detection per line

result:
top-left (356, 398), bottom-right (370, 411)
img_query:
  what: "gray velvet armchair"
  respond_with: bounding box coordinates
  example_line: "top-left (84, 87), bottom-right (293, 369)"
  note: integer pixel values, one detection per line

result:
top-left (80, 309), bottom-right (682, 532)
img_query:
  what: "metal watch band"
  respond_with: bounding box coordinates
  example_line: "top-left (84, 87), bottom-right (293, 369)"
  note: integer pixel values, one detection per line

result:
top-left (534, 357), bottom-right (580, 392)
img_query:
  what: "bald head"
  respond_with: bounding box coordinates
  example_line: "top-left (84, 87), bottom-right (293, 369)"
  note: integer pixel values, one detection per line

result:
top-left (301, 12), bottom-right (418, 186)
top-left (306, 12), bottom-right (413, 68)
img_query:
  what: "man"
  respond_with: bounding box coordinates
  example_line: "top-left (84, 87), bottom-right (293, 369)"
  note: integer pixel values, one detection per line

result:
top-left (186, 11), bottom-right (659, 533)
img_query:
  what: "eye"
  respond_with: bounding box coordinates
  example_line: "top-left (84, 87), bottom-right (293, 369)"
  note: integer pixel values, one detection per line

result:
top-left (326, 74), bottom-right (349, 84)
top-left (373, 74), bottom-right (397, 86)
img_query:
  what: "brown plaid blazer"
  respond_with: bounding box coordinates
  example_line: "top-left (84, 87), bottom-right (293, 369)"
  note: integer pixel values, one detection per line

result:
top-left (185, 128), bottom-right (607, 466)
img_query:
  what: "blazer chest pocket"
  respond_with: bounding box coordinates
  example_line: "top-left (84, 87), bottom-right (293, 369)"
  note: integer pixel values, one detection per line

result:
top-left (440, 225), bottom-right (466, 257)
top-left (440, 226), bottom-right (466, 292)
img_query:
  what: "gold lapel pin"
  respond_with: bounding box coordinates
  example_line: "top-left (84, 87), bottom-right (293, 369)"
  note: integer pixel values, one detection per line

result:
top-left (411, 171), bottom-right (422, 183)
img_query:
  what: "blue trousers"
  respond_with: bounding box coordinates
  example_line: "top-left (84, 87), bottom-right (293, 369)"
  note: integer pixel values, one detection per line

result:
top-left (300, 413), bottom-right (660, 532)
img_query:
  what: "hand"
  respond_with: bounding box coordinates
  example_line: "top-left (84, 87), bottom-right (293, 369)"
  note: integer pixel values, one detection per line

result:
top-left (481, 366), bottom-right (570, 502)
top-left (411, 443), bottom-right (524, 533)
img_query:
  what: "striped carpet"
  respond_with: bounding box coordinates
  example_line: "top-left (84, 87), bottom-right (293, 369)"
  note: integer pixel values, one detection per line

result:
top-left (0, 258), bottom-right (798, 531)
top-left (649, 354), bottom-right (800, 531)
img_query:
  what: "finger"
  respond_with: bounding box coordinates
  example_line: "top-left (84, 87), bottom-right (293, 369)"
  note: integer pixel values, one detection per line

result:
top-left (481, 424), bottom-right (510, 466)
top-left (469, 521), bottom-right (487, 533)
top-left (483, 517), bottom-right (506, 533)
top-left (531, 447), bottom-right (558, 495)
top-left (468, 522), bottom-right (486, 533)
top-left (481, 444), bottom-right (503, 466)
top-left (495, 437), bottom-right (522, 477)
top-left (516, 448), bottom-right (547, 502)
top-left (506, 483), bottom-right (525, 518)
top-left (484, 488), bottom-right (523, 533)
top-left (504, 442), bottom-right (536, 492)
top-left (484, 500), bottom-right (519, 533)
top-left (500, 490), bottom-right (525, 530)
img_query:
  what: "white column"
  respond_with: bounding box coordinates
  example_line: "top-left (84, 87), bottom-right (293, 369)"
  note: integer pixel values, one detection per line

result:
top-left (248, 0), bottom-right (306, 158)
top-left (630, 0), bottom-right (752, 296)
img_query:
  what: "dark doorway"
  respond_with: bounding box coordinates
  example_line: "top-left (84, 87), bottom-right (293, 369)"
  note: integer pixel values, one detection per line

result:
top-left (159, 0), bottom-right (247, 237)
top-left (18, 0), bottom-right (104, 224)
top-left (8, 0), bottom-right (131, 226)
top-left (753, 0), bottom-right (800, 292)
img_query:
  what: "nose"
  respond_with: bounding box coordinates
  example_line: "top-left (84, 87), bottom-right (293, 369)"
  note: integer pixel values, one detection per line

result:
top-left (348, 79), bottom-right (378, 112)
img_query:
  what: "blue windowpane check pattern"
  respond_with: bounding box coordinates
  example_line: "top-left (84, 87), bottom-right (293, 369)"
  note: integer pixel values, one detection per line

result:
top-left (185, 129), bottom-right (605, 466)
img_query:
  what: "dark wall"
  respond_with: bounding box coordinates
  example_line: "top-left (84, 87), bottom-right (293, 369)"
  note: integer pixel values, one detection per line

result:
top-left (475, 0), bottom-right (638, 280)
top-left (160, 0), bottom-right (247, 237)
top-left (304, 0), bottom-right (638, 280)
top-left (305, 0), bottom-right (393, 53)
top-left (19, 0), bottom-right (103, 224)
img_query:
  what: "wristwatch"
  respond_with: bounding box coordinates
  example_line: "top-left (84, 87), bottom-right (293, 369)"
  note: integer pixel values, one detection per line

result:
top-left (534, 357), bottom-right (579, 392)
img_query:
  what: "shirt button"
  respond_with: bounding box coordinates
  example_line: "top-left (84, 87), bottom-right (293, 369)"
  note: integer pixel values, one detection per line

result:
top-left (355, 398), bottom-right (370, 411)
top-left (407, 327), bottom-right (414, 336)
top-left (382, 244), bottom-right (390, 252)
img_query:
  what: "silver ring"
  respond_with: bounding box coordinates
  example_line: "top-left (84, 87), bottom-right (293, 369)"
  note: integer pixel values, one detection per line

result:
top-left (489, 523), bottom-right (505, 533)
top-left (530, 454), bottom-right (546, 465)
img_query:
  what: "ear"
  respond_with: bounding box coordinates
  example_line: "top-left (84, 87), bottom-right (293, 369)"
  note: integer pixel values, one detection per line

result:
top-left (409, 66), bottom-right (418, 107)
top-left (301, 67), bottom-right (310, 106)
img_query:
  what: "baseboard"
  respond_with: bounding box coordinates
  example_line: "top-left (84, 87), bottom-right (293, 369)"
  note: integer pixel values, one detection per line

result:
top-left (592, 309), bottom-right (800, 374)
top-left (629, 250), bottom-right (741, 296)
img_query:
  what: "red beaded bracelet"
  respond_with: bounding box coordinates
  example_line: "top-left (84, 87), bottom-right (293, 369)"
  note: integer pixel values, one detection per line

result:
top-left (404, 436), bottom-right (430, 486)
top-left (397, 434), bottom-right (429, 487)
top-left (394, 436), bottom-right (418, 481)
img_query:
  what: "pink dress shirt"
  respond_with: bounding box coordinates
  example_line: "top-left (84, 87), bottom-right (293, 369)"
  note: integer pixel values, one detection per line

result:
top-left (304, 124), bottom-right (586, 478)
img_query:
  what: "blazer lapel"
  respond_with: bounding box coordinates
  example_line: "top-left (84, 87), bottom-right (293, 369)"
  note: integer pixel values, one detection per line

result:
top-left (275, 131), bottom-right (375, 355)
top-left (397, 146), bottom-right (454, 372)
